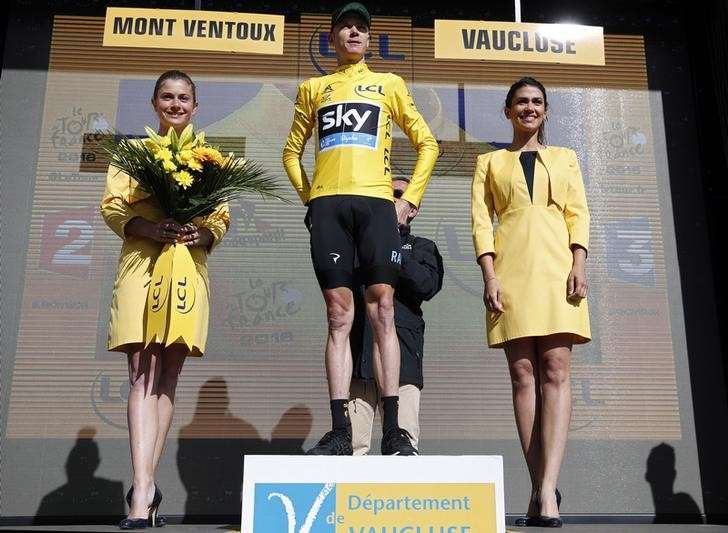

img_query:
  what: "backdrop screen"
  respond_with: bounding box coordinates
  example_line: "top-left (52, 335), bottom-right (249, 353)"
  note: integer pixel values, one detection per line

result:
top-left (0, 13), bottom-right (700, 518)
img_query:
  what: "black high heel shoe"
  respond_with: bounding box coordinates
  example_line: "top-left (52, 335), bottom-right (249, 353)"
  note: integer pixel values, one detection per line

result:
top-left (536, 489), bottom-right (563, 528)
top-left (513, 516), bottom-right (540, 527)
top-left (123, 485), bottom-right (166, 528)
top-left (119, 517), bottom-right (149, 530)
top-left (536, 516), bottom-right (563, 528)
top-left (514, 491), bottom-right (540, 527)
top-left (514, 489), bottom-right (561, 528)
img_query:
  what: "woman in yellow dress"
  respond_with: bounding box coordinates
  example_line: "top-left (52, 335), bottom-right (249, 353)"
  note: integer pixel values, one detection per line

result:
top-left (471, 77), bottom-right (590, 528)
top-left (101, 70), bottom-right (229, 529)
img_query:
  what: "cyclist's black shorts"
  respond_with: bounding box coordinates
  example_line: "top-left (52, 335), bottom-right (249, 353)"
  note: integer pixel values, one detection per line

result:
top-left (306, 195), bottom-right (401, 290)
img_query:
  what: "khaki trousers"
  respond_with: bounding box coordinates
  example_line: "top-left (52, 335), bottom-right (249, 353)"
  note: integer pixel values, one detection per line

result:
top-left (349, 380), bottom-right (420, 455)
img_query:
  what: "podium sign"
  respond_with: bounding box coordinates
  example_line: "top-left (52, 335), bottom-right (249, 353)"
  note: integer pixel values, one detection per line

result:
top-left (435, 19), bottom-right (605, 65)
top-left (241, 456), bottom-right (505, 533)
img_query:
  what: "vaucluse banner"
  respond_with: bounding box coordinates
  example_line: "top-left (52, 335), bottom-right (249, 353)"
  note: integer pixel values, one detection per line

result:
top-left (103, 7), bottom-right (284, 54)
top-left (434, 20), bottom-right (604, 65)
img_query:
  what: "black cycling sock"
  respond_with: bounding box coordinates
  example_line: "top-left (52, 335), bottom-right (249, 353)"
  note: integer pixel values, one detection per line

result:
top-left (381, 396), bottom-right (399, 434)
top-left (330, 399), bottom-right (350, 431)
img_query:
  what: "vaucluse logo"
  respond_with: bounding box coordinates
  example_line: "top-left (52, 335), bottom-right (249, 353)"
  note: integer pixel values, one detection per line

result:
top-left (317, 102), bottom-right (380, 151)
top-left (254, 483), bottom-right (336, 532)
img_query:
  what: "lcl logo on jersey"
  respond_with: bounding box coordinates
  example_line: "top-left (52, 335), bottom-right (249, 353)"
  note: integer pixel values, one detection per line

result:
top-left (318, 102), bottom-right (380, 151)
top-left (354, 84), bottom-right (385, 99)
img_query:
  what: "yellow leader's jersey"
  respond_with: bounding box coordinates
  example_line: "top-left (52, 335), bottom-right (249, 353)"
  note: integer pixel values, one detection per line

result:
top-left (282, 62), bottom-right (439, 207)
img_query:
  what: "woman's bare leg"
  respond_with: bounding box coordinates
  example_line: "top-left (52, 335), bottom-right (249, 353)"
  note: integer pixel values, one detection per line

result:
top-left (536, 333), bottom-right (573, 518)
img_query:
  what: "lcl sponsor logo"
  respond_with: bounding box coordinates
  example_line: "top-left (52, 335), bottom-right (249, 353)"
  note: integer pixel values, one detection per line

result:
top-left (354, 84), bottom-right (385, 99)
top-left (308, 28), bottom-right (405, 75)
top-left (91, 371), bottom-right (129, 430)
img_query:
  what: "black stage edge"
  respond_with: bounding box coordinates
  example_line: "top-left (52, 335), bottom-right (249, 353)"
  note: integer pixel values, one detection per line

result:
top-left (2, 521), bottom-right (728, 533)
top-left (0, 513), bottom-right (712, 526)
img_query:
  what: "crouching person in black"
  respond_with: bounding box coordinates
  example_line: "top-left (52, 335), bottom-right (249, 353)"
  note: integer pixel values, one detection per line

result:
top-left (349, 176), bottom-right (444, 454)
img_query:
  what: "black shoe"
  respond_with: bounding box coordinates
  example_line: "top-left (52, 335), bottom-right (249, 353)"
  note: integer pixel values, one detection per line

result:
top-left (537, 516), bottom-right (563, 528)
top-left (381, 427), bottom-right (419, 456)
top-left (305, 428), bottom-right (353, 455)
top-left (514, 492), bottom-right (539, 527)
top-left (124, 485), bottom-right (166, 528)
top-left (513, 516), bottom-right (540, 527)
top-left (118, 507), bottom-right (163, 530)
top-left (119, 518), bottom-right (149, 529)
top-left (514, 488), bottom-right (560, 527)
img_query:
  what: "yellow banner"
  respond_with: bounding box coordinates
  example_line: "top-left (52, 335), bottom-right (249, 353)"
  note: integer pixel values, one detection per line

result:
top-left (435, 20), bottom-right (604, 65)
top-left (103, 7), bottom-right (284, 54)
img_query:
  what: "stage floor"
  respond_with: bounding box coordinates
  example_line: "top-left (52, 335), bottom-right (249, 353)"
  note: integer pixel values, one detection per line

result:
top-left (1, 525), bottom-right (727, 532)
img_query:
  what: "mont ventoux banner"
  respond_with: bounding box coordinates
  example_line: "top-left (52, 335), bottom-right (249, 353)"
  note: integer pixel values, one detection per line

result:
top-left (435, 20), bottom-right (605, 65)
top-left (101, 8), bottom-right (603, 64)
top-left (103, 7), bottom-right (284, 54)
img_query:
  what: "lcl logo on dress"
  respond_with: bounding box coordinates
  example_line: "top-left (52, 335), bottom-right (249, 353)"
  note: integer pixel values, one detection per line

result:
top-left (317, 102), bottom-right (381, 151)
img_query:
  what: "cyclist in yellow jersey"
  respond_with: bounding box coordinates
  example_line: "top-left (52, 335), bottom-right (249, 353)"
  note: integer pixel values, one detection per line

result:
top-left (283, 2), bottom-right (438, 455)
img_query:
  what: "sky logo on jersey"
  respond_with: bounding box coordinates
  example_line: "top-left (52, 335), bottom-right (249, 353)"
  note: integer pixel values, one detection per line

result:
top-left (318, 102), bottom-right (380, 151)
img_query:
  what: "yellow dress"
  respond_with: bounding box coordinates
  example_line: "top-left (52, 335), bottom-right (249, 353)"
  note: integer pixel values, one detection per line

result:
top-left (100, 167), bottom-right (230, 357)
top-left (471, 146), bottom-right (591, 348)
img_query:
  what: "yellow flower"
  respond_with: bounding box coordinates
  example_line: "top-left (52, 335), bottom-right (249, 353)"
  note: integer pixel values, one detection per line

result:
top-left (158, 135), bottom-right (172, 147)
top-left (144, 139), bottom-right (160, 153)
top-left (192, 146), bottom-right (224, 166)
top-left (172, 170), bottom-right (194, 189)
top-left (176, 149), bottom-right (194, 164)
top-left (154, 147), bottom-right (173, 162)
top-left (186, 157), bottom-right (203, 171)
top-left (162, 159), bottom-right (177, 172)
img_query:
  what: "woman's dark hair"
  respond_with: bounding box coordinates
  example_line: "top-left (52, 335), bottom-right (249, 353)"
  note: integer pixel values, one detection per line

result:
top-left (152, 70), bottom-right (197, 103)
top-left (505, 76), bottom-right (548, 145)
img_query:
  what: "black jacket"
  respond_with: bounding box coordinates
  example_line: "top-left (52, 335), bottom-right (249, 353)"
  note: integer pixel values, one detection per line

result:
top-left (350, 225), bottom-right (444, 389)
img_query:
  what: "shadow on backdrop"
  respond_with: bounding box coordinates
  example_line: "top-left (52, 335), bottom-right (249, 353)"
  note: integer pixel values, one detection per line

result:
top-left (34, 427), bottom-right (123, 524)
top-left (268, 404), bottom-right (313, 454)
top-left (177, 377), bottom-right (312, 522)
top-left (645, 442), bottom-right (703, 523)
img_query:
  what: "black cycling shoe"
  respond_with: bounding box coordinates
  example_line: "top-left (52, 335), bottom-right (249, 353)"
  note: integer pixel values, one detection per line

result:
top-left (305, 428), bottom-right (353, 455)
top-left (381, 427), bottom-right (419, 456)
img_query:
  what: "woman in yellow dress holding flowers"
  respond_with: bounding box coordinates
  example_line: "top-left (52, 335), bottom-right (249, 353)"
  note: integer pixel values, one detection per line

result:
top-left (101, 70), bottom-right (229, 529)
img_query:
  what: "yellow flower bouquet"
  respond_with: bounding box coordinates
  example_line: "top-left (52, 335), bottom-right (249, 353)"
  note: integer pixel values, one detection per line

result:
top-left (107, 124), bottom-right (281, 223)
top-left (105, 125), bottom-right (282, 350)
